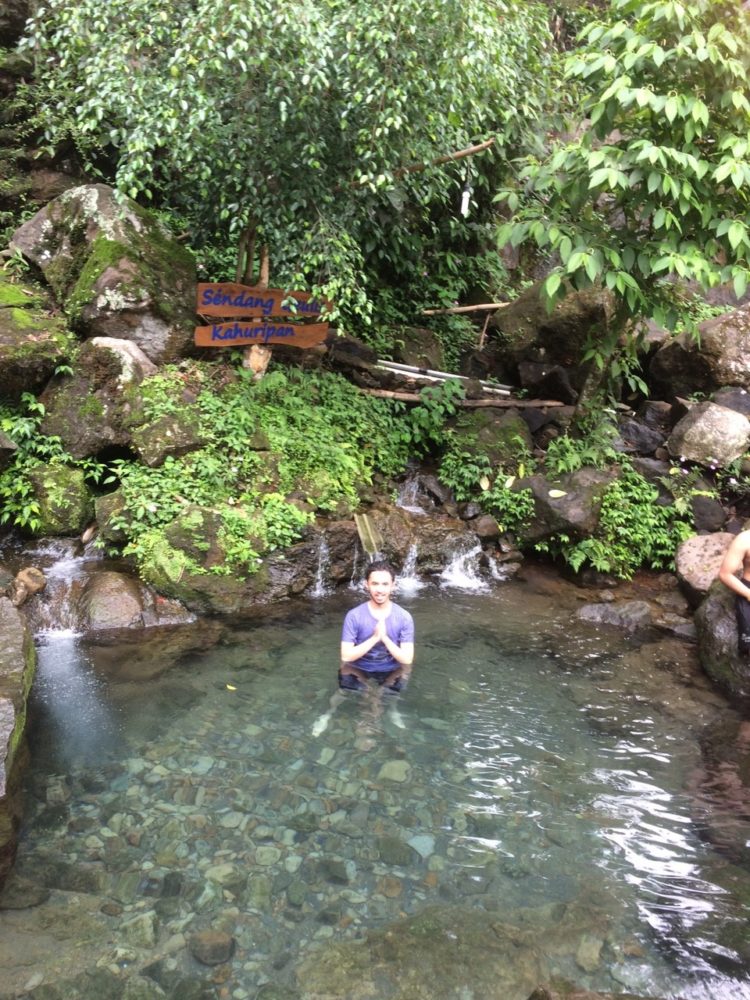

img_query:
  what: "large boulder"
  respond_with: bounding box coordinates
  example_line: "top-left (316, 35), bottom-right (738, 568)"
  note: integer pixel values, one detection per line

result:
top-left (489, 282), bottom-right (615, 389)
top-left (649, 302), bottom-right (750, 398)
top-left (0, 597), bottom-right (35, 890)
top-left (667, 401), bottom-right (750, 468)
top-left (675, 532), bottom-right (734, 608)
top-left (448, 408), bottom-right (534, 472)
top-left (694, 584), bottom-right (750, 700)
top-left (512, 467), bottom-right (617, 544)
top-left (693, 716), bottom-right (750, 865)
top-left (39, 337), bottom-right (156, 458)
top-left (0, 277), bottom-right (75, 402)
top-left (10, 184), bottom-right (196, 363)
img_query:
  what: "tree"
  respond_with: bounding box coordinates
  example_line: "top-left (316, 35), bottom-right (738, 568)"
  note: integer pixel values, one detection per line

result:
top-left (23, 0), bottom-right (554, 330)
top-left (497, 0), bottom-right (750, 402)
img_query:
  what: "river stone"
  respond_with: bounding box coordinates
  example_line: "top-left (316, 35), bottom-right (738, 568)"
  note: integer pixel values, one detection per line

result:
top-left (188, 929), bottom-right (235, 966)
top-left (9, 566), bottom-right (46, 607)
top-left (256, 846), bottom-right (282, 866)
top-left (528, 989), bottom-right (656, 1000)
top-left (675, 532), bottom-right (734, 608)
top-left (0, 874), bottom-right (50, 909)
top-left (667, 401), bottom-right (750, 468)
top-left (406, 834), bottom-right (435, 859)
top-left (575, 932), bottom-right (604, 972)
top-left (576, 600), bottom-right (654, 630)
top-left (319, 858), bottom-right (350, 885)
top-left (80, 571), bottom-right (145, 632)
top-left (121, 910), bottom-right (159, 949)
top-left (122, 977), bottom-right (168, 999)
top-left (376, 836), bottom-right (416, 867)
top-left (205, 863), bottom-right (246, 894)
top-left (377, 760), bottom-right (411, 783)
top-left (11, 183), bottom-right (197, 363)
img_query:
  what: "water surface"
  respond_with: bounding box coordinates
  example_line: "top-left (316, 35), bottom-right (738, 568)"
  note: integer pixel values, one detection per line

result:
top-left (4, 582), bottom-right (750, 1000)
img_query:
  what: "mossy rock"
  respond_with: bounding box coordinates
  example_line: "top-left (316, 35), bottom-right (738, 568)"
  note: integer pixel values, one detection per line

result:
top-left (39, 338), bottom-right (157, 459)
top-left (131, 411), bottom-right (205, 468)
top-left (0, 276), bottom-right (75, 401)
top-left (450, 408), bottom-right (533, 472)
top-left (27, 464), bottom-right (93, 536)
top-left (10, 184), bottom-right (196, 363)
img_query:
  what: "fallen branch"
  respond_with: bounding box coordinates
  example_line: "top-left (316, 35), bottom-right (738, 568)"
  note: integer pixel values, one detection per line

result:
top-left (422, 301), bottom-right (510, 316)
top-left (359, 388), bottom-right (566, 408)
top-left (395, 137), bottom-right (495, 179)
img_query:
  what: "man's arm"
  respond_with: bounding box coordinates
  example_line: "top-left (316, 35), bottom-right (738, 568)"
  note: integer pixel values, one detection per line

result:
top-left (719, 532), bottom-right (750, 600)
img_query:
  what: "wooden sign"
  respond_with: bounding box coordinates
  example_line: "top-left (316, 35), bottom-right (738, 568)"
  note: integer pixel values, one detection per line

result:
top-left (194, 320), bottom-right (329, 349)
top-left (197, 282), bottom-right (330, 318)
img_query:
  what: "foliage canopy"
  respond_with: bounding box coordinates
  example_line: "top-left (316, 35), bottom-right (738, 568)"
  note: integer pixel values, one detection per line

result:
top-left (24, 0), bottom-right (553, 330)
top-left (498, 0), bottom-right (750, 375)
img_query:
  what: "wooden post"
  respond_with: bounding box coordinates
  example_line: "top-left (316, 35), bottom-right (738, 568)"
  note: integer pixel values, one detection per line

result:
top-left (243, 244), bottom-right (272, 379)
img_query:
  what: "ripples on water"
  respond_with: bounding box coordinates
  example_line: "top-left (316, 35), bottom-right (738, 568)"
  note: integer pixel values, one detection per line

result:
top-left (6, 588), bottom-right (750, 999)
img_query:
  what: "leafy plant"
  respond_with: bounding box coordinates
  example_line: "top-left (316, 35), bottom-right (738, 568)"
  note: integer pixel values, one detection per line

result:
top-left (497, 0), bottom-right (750, 407)
top-left (538, 461), bottom-right (693, 578)
top-left (543, 411), bottom-right (619, 474)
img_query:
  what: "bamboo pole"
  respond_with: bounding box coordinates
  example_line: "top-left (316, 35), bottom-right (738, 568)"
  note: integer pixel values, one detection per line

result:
top-left (359, 388), bottom-right (565, 408)
top-left (421, 302), bottom-right (510, 316)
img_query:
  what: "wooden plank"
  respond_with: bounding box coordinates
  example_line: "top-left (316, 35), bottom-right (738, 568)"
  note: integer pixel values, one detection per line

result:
top-left (197, 282), bottom-right (331, 317)
top-left (195, 321), bottom-right (329, 349)
top-left (359, 388), bottom-right (565, 408)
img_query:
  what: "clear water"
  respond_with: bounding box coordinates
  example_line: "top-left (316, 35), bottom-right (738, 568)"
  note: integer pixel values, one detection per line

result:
top-left (4, 584), bottom-right (750, 1000)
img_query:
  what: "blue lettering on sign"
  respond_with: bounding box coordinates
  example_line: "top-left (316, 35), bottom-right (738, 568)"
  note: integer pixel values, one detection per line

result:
top-left (210, 323), bottom-right (296, 342)
top-left (201, 289), bottom-right (276, 314)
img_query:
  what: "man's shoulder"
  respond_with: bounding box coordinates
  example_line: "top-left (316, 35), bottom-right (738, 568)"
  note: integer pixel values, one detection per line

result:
top-left (392, 602), bottom-right (414, 622)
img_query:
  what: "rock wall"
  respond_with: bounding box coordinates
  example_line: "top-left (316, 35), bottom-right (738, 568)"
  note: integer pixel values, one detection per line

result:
top-left (0, 596), bottom-right (35, 888)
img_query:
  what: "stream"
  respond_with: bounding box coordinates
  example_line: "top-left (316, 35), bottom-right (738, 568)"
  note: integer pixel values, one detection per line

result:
top-left (2, 564), bottom-right (750, 1000)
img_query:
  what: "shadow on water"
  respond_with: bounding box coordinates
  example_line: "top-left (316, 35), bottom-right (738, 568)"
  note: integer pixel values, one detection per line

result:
top-left (4, 581), bottom-right (750, 1000)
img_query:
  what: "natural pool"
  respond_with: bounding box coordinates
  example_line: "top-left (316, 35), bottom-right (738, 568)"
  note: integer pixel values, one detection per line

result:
top-left (3, 576), bottom-right (750, 1000)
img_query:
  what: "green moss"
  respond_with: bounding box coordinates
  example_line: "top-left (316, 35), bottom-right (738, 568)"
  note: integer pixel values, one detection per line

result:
top-left (0, 281), bottom-right (36, 308)
top-left (64, 236), bottom-right (131, 325)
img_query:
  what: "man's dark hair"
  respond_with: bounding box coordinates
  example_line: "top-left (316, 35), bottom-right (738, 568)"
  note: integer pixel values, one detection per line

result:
top-left (366, 559), bottom-right (395, 580)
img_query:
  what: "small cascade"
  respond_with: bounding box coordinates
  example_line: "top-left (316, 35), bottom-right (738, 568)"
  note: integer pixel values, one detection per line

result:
top-left (348, 543), bottom-right (363, 591)
top-left (487, 554), bottom-right (515, 582)
top-left (34, 630), bottom-right (118, 763)
top-left (311, 534), bottom-right (333, 598)
top-left (397, 543), bottom-right (425, 596)
top-left (22, 538), bottom-right (96, 635)
top-left (439, 543), bottom-right (490, 593)
top-left (395, 473), bottom-right (428, 515)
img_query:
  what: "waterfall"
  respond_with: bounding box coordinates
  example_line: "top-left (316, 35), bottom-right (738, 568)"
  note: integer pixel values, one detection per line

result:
top-left (23, 540), bottom-right (119, 762)
top-left (397, 543), bottom-right (425, 596)
top-left (396, 473), bottom-right (428, 515)
top-left (311, 534), bottom-right (333, 598)
top-left (21, 538), bottom-right (93, 635)
top-left (439, 543), bottom-right (490, 593)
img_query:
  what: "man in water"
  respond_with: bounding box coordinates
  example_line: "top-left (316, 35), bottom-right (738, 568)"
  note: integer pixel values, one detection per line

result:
top-left (719, 528), bottom-right (750, 656)
top-left (312, 560), bottom-right (414, 737)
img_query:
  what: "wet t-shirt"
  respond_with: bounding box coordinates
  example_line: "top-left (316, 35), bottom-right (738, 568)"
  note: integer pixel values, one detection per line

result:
top-left (341, 602), bottom-right (414, 672)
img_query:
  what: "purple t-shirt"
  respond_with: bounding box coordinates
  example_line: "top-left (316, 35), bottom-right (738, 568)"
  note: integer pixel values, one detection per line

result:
top-left (341, 602), bottom-right (415, 673)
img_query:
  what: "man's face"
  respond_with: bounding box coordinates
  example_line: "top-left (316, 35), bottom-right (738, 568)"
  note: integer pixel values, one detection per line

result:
top-left (365, 570), bottom-right (395, 605)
